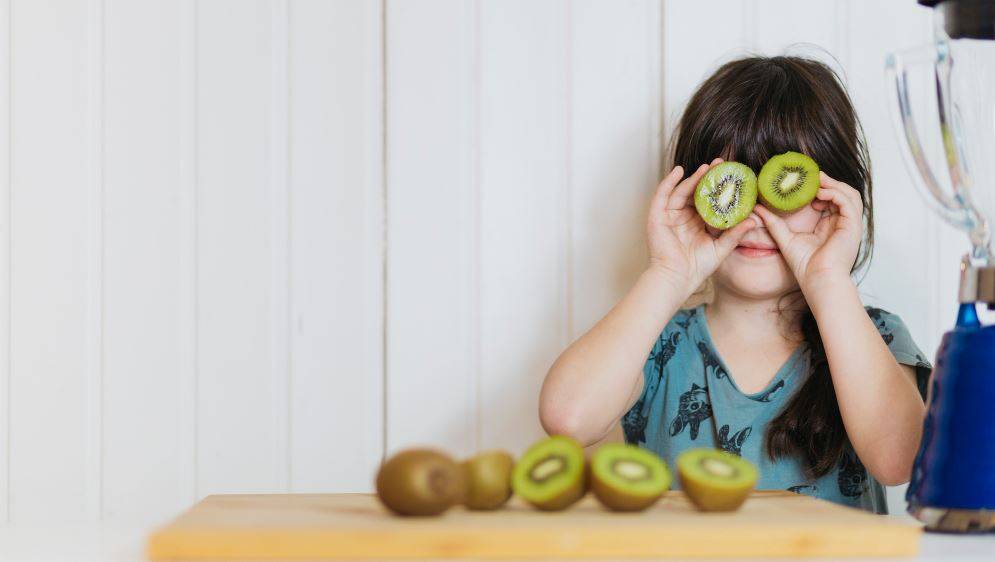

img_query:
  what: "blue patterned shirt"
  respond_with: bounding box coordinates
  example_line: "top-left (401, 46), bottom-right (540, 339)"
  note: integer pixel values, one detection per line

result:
top-left (622, 305), bottom-right (931, 513)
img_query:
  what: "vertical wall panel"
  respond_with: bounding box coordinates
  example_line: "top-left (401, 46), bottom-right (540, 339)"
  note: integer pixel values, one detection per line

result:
top-left (747, 0), bottom-right (837, 58)
top-left (849, 0), bottom-right (937, 352)
top-left (196, 0), bottom-right (278, 495)
top-left (177, 0), bottom-right (198, 509)
top-left (289, 0), bottom-right (384, 492)
top-left (0, 0), bottom-right (10, 525)
top-left (476, 0), bottom-right (568, 452)
top-left (101, 0), bottom-right (182, 521)
top-left (386, 0), bottom-right (478, 456)
top-left (9, 0), bottom-right (90, 521)
top-left (662, 0), bottom-right (748, 144)
top-left (569, 0), bottom-right (659, 343)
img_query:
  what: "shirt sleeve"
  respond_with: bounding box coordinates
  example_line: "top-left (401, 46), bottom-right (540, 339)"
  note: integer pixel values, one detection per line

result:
top-left (621, 308), bottom-right (692, 444)
top-left (865, 307), bottom-right (932, 401)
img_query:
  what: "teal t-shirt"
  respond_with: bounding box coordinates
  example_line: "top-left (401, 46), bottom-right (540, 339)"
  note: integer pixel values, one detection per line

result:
top-left (621, 305), bottom-right (931, 514)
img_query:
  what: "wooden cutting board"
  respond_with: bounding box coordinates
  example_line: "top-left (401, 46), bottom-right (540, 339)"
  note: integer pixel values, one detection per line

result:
top-left (147, 491), bottom-right (921, 559)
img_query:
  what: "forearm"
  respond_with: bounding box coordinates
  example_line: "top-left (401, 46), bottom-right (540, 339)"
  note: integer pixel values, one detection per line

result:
top-left (539, 266), bottom-right (691, 445)
top-left (806, 275), bottom-right (925, 484)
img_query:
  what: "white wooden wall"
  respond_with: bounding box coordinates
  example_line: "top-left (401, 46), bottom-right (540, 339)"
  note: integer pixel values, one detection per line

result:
top-left (0, 0), bottom-right (974, 524)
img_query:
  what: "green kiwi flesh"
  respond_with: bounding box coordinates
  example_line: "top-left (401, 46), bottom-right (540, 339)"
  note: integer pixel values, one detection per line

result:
top-left (376, 449), bottom-right (464, 516)
top-left (590, 443), bottom-right (671, 512)
top-left (511, 435), bottom-right (586, 511)
top-left (677, 448), bottom-right (758, 512)
top-left (461, 450), bottom-right (515, 510)
top-left (757, 151), bottom-right (820, 211)
top-left (693, 162), bottom-right (758, 230)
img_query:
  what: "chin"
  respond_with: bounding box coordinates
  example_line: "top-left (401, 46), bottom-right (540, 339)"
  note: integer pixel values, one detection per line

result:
top-left (714, 255), bottom-right (798, 300)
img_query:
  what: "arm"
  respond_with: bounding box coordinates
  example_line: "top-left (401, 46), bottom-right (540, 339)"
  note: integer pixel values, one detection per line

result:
top-left (806, 277), bottom-right (924, 485)
top-left (755, 173), bottom-right (925, 485)
top-left (540, 160), bottom-right (758, 445)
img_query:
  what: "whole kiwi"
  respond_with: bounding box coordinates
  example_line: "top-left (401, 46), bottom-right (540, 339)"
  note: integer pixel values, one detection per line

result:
top-left (461, 450), bottom-right (514, 510)
top-left (376, 449), bottom-right (464, 516)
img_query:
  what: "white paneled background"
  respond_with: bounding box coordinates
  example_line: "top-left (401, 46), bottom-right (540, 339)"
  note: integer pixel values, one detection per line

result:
top-left (0, 0), bottom-right (977, 524)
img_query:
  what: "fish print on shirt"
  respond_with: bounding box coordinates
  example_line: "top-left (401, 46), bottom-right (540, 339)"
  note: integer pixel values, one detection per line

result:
top-left (866, 307), bottom-right (894, 345)
top-left (838, 450), bottom-right (869, 498)
top-left (622, 332), bottom-right (682, 444)
top-left (787, 484), bottom-right (819, 495)
top-left (669, 382), bottom-right (712, 440)
top-left (749, 379), bottom-right (785, 403)
top-left (697, 341), bottom-right (730, 380)
top-left (716, 424), bottom-right (752, 456)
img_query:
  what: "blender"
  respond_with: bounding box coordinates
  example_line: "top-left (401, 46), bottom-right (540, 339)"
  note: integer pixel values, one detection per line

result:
top-left (886, 0), bottom-right (995, 533)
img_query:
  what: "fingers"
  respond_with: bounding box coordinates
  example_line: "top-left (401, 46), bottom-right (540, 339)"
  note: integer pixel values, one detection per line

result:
top-left (648, 165), bottom-right (685, 226)
top-left (714, 213), bottom-right (759, 257)
top-left (813, 206), bottom-right (837, 241)
top-left (815, 187), bottom-right (860, 222)
top-left (818, 172), bottom-right (863, 213)
top-left (754, 205), bottom-right (794, 248)
top-left (669, 158), bottom-right (724, 210)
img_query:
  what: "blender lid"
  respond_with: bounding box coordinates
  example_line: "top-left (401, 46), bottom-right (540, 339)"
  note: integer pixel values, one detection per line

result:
top-left (919, 0), bottom-right (995, 39)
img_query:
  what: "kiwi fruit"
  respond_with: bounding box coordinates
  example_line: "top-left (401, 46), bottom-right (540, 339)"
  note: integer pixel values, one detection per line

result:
top-left (757, 151), bottom-right (820, 212)
top-left (590, 443), bottom-right (671, 512)
top-left (461, 450), bottom-right (514, 510)
top-left (376, 449), bottom-right (464, 516)
top-left (693, 161), bottom-right (758, 230)
top-left (677, 448), bottom-right (758, 512)
top-left (511, 435), bottom-right (586, 511)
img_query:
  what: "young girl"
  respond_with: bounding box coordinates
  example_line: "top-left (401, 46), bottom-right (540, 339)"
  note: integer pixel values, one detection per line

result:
top-left (539, 56), bottom-right (931, 513)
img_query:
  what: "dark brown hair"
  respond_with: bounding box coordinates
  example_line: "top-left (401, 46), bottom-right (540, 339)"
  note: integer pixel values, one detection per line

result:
top-left (670, 56), bottom-right (873, 479)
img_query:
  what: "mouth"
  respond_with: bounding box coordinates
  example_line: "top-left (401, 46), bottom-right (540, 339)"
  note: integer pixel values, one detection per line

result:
top-left (735, 240), bottom-right (779, 258)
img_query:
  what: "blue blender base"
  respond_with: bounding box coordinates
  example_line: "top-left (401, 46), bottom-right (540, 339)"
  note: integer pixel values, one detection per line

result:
top-left (907, 304), bottom-right (995, 533)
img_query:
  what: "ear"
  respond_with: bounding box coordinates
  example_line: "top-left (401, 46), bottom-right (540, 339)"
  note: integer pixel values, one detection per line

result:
top-left (691, 383), bottom-right (702, 391)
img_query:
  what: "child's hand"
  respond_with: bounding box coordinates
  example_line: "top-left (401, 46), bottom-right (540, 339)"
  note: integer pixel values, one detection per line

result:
top-left (754, 171), bottom-right (863, 292)
top-left (646, 159), bottom-right (758, 295)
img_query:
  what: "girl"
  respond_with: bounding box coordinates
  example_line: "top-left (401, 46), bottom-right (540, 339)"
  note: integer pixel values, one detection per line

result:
top-left (539, 56), bottom-right (931, 513)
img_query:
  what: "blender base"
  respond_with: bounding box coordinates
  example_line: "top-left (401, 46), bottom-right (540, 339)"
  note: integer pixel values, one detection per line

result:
top-left (911, 505), bottom-right (995, 533)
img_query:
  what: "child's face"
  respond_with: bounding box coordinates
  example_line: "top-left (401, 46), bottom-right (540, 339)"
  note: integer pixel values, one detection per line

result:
top-left (707, 202), bottom-right (824, 299)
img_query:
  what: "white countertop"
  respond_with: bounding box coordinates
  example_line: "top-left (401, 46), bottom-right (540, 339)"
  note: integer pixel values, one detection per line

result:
top-left (0, 521), bottom-right (991, 561)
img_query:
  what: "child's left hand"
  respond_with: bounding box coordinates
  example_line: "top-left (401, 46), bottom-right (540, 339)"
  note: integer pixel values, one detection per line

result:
top-left (754, 172), bottom-right (863, 292)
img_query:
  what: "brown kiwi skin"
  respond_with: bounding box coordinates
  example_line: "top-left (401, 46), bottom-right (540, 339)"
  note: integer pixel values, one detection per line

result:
top-left (376, 449), bottom-right (464, 516)
top-left (461, 450), bottom-right (514, 511)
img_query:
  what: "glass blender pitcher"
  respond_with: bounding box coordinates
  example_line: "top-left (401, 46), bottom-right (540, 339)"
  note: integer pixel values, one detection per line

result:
top-left (886, 0), bottom-right (995, 533)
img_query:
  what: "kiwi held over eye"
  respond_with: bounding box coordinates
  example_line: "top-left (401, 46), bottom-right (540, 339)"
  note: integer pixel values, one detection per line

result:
top-left (376, 449), bottom-right (464, 516)
top-left (677, 448), bottom-right (758, 512)
top-left (757, 151), bottom-right (820, 212)
top-left (693, 162), bottom-right (759, 230)
top-left (590, 443), bottom-right (672, 512)
top-left (511, 435), bottom-right (586, 511)
top-left (461, 450), bottom-right (514, 510)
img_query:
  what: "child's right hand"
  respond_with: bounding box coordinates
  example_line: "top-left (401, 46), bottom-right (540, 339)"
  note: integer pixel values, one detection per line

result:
top-left (646, 159), bottom-right (758, 295)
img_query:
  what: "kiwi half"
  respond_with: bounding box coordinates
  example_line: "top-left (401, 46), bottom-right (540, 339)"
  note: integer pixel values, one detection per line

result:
top-left (677, 448), bottom-right (758, 512)
top-left (511, 436), bottom-right (586, 511)
top-left (590, 443), bottom-right (671, 512)
top-left (376, 449), bottom-right (464, 516)
top-left (757, 151), bottom-right (820, 211)
top-left (693, 162), bottom-right (758, 230)
top-left (461, 450), bottom-right (514, 510)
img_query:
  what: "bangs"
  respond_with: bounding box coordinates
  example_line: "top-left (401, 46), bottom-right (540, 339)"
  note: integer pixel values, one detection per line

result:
top-left (673, 56), bottom-right (866, 196)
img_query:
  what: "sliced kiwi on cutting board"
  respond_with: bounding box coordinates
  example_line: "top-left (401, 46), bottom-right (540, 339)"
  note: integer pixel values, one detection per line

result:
top-left (376, 449), bottom-right (464, 516)
top-left (757, 151), bottom-right (820, 212)
top-left (590, 443), bottom-right (671, 512)
top-left (694, 161), bottom-right (758, 230)
top-left (677, 448), bottom-right (758, 512)
top-left (461, 450), bottom-right (514, 510)
top-left (511, 435), bottom-right (586, 511)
